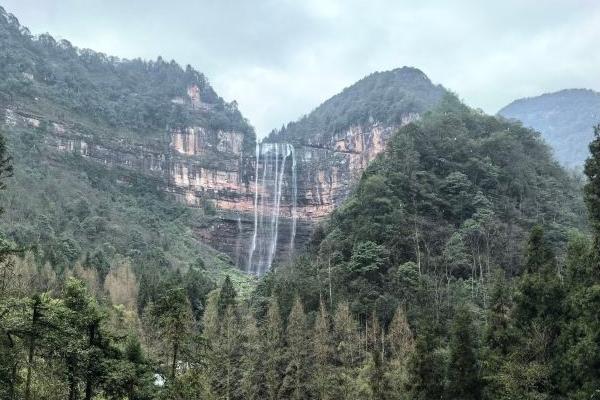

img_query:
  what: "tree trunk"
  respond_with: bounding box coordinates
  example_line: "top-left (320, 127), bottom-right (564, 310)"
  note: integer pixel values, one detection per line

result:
top-left (68, 359), bottom-right (78, 400)
top-left (84, 323), bottom-right (97, 400)
top-left (25, 297), bottom-right (40, 400)
top-left (171, 340), bottom-right (179, 380)
top-left (327, 257), bottom-right (333, 310)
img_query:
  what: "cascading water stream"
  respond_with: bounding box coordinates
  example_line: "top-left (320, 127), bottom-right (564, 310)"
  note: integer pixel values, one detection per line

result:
top-left (246, 142), bottom-right (297, 275)
top-left (247, 143), bottom-right (260, 272)
top-left (290, 144), bottom-right (297, 257)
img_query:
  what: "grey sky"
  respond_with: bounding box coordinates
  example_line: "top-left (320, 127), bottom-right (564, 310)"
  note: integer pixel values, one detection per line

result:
top-left (3, 0), bottom-right (600, 136)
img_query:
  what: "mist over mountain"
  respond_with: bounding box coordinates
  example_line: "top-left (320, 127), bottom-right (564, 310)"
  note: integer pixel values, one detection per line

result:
top-left (499, 88), bottom-right (600, 169)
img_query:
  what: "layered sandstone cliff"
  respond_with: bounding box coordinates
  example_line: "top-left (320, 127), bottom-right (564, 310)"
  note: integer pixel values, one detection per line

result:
top-left (4, 66), bottom-right (446, 274)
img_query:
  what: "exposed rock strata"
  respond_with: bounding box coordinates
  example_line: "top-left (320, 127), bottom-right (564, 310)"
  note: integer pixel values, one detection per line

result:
top-left (4, 88), bottom-right (417, 272)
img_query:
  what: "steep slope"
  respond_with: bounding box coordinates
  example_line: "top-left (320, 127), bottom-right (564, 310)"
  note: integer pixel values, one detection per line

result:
top-left (269, 67), bottom-right (446, 145)
top-left (499, 89), bottom-right (600, 169)
top-left (262, 95), bottom-right (587, 324)
top-left (244, 67), bottom-right (447, 273)
top-left (0, 7), bottom-right (256, 287)
top-left (0, 7), bottom-right (451, 276)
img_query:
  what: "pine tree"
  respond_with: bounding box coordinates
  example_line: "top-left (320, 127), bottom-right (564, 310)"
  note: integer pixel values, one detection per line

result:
top-left (406, 322), bottom-right (445, 400)
top-left (482, 270), bottom-right (513, 399)
top-left (263, 297), bottom-right (284, 400)
top-left (332, 301), bottom-right (361, 399)
top-left (279, 298), bottom-right (311, 400)
top-left (386, 306), bottom-right (414, 398)
top-left (313, 300), bottom-right (334, 399)
top-left (203, 287), bottom-right (243, 400)
top-left (240, 310), bottom-right (265, 400)
top-left (584, 124), bottom-right (600, 248)
top-left (514, 226), bottom-right (563, 339)
top-left (509, 226), bottom-right (564, 398)
top-left (145, 285), bottom-right (193, 381)
top-left (218, 275), bottom-right (237, 316)
top-left (447, 305), bottom-right (482, 400)
top-left (103, 335), bottom-right (156, 400)
top-left (61, 278), bottom-right (107, 400)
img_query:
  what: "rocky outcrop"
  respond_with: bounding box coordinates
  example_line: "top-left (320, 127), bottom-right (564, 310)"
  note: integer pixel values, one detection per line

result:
top-left (4, 95), bottom-right (416, 274)
top-left (4, 75), bottom-right (429, 275)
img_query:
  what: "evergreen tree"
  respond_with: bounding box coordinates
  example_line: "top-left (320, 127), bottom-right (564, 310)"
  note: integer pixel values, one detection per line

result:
top-left (218, 275), bottom-right (237, 316)
top-left (203, 287), bottom-right (243, 399)
top-left (584, 124), bottom-right (600, 247)
top-left (184, 264), bottom-right (215, 322)
top-left (103, 335), bottom-right (155, 400)
top-left (482, 271), bottom-right (513, 399)
top-left (146, 285), bottom-right (193, 381)
top-left (447, 305), bottom-right (482, 400)
top-left (386, 306), bottom-right (414, 398)
top-left (240, 310), bottom-right (265, 400)
top-left (332, 301), bottom-right (361, 398)
top-left (61, 278), bottom-right (107, 400)
top-left (509, 226), bottom-right (564, 398)
top-left (263, 297), bottom-right (284, 400)
top-left (557, 233), bottom-right (600, 396)
top-left (406, 323), bottom-right (446, 400)
top-left (514, 226), bottom-right (563, 339)
top-left (313, 300), bottom-right (334, 399)
top-left (279, 298), bottom-right (311, 400)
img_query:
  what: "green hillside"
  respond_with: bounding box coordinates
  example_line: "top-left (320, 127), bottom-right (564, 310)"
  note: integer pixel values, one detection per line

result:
top-left (0, 7), bottom-right (255, 295)
top-left (268, 67), bottom-right (447, 143)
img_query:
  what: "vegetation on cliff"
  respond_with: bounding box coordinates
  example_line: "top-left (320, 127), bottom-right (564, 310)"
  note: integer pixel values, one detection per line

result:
top-left (268, 67), bottom-right (447, 144)
top-left (0, 7), bottom-right (253, 138)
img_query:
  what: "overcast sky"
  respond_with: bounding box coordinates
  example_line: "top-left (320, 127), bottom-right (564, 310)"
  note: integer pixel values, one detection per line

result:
top-left (3, 0), bottom-right (600, 136)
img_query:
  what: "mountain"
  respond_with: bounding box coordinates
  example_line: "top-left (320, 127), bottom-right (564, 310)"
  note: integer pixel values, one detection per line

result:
top-left (243, 95), bottom-right (592, 399)
top-left (0, 6), bottom-right (257, 290)
top-left (268, 67), bottom-right (446, 145)
top-left (246, 67), bottom-right (447, 273)
top-left (1, 7), bottom-right (598, 400)
top-left (499, 88), bottom-right (600, 168)
top-left (0, 6), bottom-right (449, 278)
top-left (265, 93), bottom-right (587, 324)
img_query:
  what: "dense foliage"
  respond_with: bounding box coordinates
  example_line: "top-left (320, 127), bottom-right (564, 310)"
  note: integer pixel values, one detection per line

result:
top-left (0, 6), bottom-right (254, 299)
top-left (267, 67), bottom-right (446, 144)
top-left (0, 6), bottom-right (253, 138)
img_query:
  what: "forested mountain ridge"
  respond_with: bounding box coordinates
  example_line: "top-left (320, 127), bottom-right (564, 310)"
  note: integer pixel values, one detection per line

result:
top-left (262, 94), bottom-right (587, 323)
top-left (499, 88), bottom-right (600, 169)
top-left (267, 66), bottom-right (446, 145)
top-left (250, 98), bottom-right (596, 399)
top-left (0, 6), bottom-right (454, 273)
top-left (0, 6), bottom-right (252, 137)
top-left (0, 7), bottom-right (257, 291)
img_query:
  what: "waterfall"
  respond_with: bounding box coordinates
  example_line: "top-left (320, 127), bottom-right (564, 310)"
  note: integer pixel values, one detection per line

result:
top-left (247, 143), bottom-right (260, 272)
top-left (290, 144), bottom-right (297, 257)
top-left (246, 142), bottom-right (297, 275)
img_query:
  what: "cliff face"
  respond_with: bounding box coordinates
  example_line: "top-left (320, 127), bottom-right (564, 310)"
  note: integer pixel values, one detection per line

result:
top-left (4, 92), bottom-right (422, 274)
top-left (4, 64), bottom-right (447, 275)
top-left (0, 4), bottom-right (447, 274)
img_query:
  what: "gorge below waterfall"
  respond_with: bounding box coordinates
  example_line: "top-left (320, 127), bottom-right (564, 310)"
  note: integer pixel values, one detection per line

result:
top-left (247, 142), bottom-right (298, 275)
